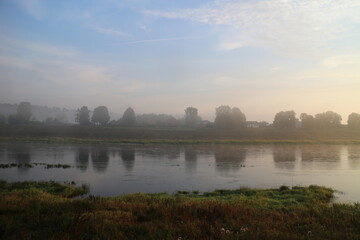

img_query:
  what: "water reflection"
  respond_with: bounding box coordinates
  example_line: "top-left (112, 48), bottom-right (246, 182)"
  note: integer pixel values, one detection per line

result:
top-left (91, 147), bottom-right (109, 173)
top-left (121, 147), bottom-right (135, 171)
top-left (138, 147), bottom-right (180, 160)
top-left (75, 147), bottom-right (90, 171)
top-left (272, 146), bottom-right (296, 170)
top-left (300, 145), bottom-right (341, 170)
top-left (184, 147), bottom-right (197, 172)
top-left (7, 144), bottom-right (31, 172)
top-left (348, 145), bottom-right (360, 169)
top-left (214, 146), bottom-right (246, 172)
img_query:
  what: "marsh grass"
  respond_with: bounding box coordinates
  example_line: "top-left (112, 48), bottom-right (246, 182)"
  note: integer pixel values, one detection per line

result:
top-left (1, 181), bottom-right (360, 239)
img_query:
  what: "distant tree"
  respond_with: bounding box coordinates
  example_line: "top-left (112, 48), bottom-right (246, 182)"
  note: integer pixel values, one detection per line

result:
top-left (215, 105), bottom-right (246, 129)
top-left (315, 111), bottom-right (342, 128)
top-left (92, 106), bottom-right (110, 126)
top-left (0, 114), bottom-right (6, 124)
top-left (300, 113), bottom-right (316, 129)
top-left (75, 106), bottom-right (91, 125)
top-left (231, 107), bottom-right (246, 128)
top-left (17, 102), bottom-right (32, 122)
top-left (215, 105), bottom-right (233, 129)
top-left (184, 107), bottom-right (198, 127)
top-left (273, 111), bottom-right (296, 129)
top-left (348, 113), bottom-right (360, 129)
top-left (122, 107), bottom-right (136, 126)
top-left (8, 102), bottom-right (32, 124)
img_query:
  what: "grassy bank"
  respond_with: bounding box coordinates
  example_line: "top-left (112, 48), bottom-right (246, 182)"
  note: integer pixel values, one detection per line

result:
top-left (1, 181), bottom-right (360, 239)
top-left (1, 125), bottom-right (360, 145)
top-left (2, 136), bottom-right (360, 145)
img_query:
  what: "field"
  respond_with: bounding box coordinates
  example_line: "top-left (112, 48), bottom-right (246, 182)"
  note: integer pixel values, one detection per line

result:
top-left (1, 181), bottom-right (360, 239)
top-left (1, 125), bottom-right (360, 144)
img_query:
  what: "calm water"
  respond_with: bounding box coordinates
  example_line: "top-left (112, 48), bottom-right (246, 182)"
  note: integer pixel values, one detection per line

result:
top-left (1, 143), bottom-right (360, 202)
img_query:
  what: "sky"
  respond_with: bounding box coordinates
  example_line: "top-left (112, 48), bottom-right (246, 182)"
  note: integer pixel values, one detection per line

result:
top-left (0, 0), bottom-right (359, 122)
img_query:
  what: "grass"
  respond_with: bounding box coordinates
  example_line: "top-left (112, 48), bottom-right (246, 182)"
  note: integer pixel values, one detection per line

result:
top-left (0, 163), bottom-right (73, 169)
top-left (1, 125), bottom-right (360, 145)
top-left (2, 136), bottom-right (360, 145)
top-left (1, 181), bottom-right (360, 239)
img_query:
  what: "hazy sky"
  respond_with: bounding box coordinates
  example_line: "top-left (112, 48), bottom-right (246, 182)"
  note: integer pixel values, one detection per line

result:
top-left (0, 0), bottom-right (359, 121)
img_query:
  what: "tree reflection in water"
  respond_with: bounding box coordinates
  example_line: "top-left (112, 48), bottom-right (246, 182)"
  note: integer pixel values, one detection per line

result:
top-left (214, 145), bottom-right (246, 172)
top-left (184, 147), bottom-right (197, 172)
top-left (75, 147), bottom-right (90, 171)
top-left (272, 146), bottom-right (296, 170)
top-left (91, 147), bottom-right (109, 173)
top-left (120, 147), bottom-right (135, 171)
top-left (7, 144), bottom-right (31, 172)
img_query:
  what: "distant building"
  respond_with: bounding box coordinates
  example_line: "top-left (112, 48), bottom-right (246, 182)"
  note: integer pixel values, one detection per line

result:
top-left (200, 120), bottom-right (211, 128)
top-left (246, 121), bottom-right (269, 128)
top-left (246, 121), bottom-right (260, 128)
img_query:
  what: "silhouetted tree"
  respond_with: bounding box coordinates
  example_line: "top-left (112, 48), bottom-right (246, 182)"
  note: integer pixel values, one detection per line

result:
top-left (300, 113), bottom-right (316, 129)
top-left (215, 105), bottom-right (246, 129)
top-left (348, 113), bottom-right (360, 129)
top-left (232, 107), bottom-right (246, 128)
top-left (75, 106), bottom-right (91, 125)
top-left (122, 107), bottom-right (136, 126)
top-left (273, 111), bottom-right (296, 129)
top-left (8, 102), bottom-right (32, 124)
top-left (92, 106), bottom-right (110, 126)
top-left (184, 107), bottom-right (198, 127)
top-left (215, 105), bottom-right (233, 129)
top-left (315, 111), bottom-right (342, 128)
top-left (0, 114), bottom-right (6, 124)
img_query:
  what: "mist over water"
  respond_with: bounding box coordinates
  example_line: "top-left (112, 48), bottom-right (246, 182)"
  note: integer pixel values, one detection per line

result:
top-left (1, 143), bottom-right (359, 202)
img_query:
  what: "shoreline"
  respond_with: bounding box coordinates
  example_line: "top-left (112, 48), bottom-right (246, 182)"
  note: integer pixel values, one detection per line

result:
top-left (1, 181), bottom-right (360, 239)
top-left (2, 136), bottom-right (360, 145)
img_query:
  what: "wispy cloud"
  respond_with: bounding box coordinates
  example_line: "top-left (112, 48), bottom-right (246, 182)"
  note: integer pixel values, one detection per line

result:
top-left (92, 26), bottom-right (132, 37)
top-left (322, 54), bottom-right (360, 67)
top-left (14, 0), bottom-right (45, 20)
top-left (119, 37), bottom-right (195, 45)
top-left (145, 0), bottom-right (360, 54)
top-left (0, 37), bottom-right (77, 58)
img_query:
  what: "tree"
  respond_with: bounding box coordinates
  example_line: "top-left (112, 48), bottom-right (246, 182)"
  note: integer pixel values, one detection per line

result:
top-left (315, 111), bottom-right (342, 128)
top-left (215, 105), bottom-right (246, 129)
top-left (17, 102), bottom-right (32, 122)
top-left (273, 111), bottom-right (296, 129)
top-left (8, 102), bottom-right (32, 124)
top-left (76, 106), bottom-right (91, 125)
top-left (300, 113), bottom-right (315, 129)
top-left (184, 107), bottom-right (198, 127)
top-left (348, 113), bottom-right (360, 129)
top-left (0, 114), bottom-right (6, 124)
top-left (215, 105), bottom-right (233, 129)
top-left (92, 106), bottom-right (110, 126)
top-left (121, 107), bottom-right (136, 126)
top-left (231, 107), bottom-right (246, 128)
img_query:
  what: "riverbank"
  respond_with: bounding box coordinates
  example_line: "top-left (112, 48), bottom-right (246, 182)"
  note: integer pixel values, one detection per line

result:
top-left (1, 181), bottom-right (359, 239)
top-left (2, 136), bottom-right (360, 145)
top-left (1, 125), bottom-right (360, 145)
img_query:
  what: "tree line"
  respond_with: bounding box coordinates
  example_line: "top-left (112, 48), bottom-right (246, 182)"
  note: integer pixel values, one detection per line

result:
top-left (1, 102), bottom-right (360, 130)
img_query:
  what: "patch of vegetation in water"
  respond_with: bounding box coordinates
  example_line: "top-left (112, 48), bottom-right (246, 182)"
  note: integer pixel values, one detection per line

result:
top-left (0, 163), bottom-right (74, 169)
top-left (0, 182), bottom-right (359, 239)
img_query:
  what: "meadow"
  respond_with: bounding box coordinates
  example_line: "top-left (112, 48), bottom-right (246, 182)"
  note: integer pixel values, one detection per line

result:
top-left (1, 181), bottom-right (360, 239)
top-left (1, 125), bottom-right (360, 145)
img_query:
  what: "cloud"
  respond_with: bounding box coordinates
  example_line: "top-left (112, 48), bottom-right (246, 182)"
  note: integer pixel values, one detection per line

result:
top-left (92, 26), bottom-right (132, 37)
top-left (145, 0), bottom-right (360, 54)
top-left (0, 37), bottom-right (77, 58)
top-left (14, 0), bottom-right (45, 20)
top-left (322, 54), bottom-right (360, 67)
top-left (119, 37), bottom-right (195, 45)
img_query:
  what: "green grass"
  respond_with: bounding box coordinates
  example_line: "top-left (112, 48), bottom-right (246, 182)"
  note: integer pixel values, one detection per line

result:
top-left (2, 136), bottom-right (360, 145)
top-left (1, 181), bottom-right (360, 239)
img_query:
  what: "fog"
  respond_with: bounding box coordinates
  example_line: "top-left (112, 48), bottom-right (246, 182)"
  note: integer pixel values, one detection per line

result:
top-left (0, 0), bottom-right (359, 122)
